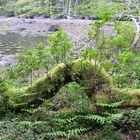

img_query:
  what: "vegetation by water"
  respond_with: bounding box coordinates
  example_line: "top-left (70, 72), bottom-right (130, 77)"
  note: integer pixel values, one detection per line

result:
top-left (0, 0), bottom-right (140, 140)
top-left (0, 0), bottom-right (140, 19)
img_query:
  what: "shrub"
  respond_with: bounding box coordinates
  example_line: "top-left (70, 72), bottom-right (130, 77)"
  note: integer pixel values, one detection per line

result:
top-left (119, 109), bottom-right (140, 131)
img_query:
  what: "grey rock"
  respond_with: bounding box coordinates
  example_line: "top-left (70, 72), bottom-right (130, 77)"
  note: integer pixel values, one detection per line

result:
top-left (18, 28), bottom-right (26, 31)
top-left (48, 25), bottom-right (61, 32)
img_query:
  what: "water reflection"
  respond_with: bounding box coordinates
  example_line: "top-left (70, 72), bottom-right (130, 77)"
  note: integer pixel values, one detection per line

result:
top-left (0, 33), bottom-right (48, 68)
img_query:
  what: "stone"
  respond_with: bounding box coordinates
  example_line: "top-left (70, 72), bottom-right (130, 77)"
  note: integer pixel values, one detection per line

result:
top-left (18, 28), bottom-right (26, 31)
top-left (56, 15), bottom-right (67, 19)
top-left (48, 25), bottom-right (61, 32)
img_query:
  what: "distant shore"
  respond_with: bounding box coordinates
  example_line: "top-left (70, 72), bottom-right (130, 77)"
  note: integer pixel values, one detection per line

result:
top-left (0, 17), bottom-right (114, 69)
top-left (0, 17), bottom-right (93, 36)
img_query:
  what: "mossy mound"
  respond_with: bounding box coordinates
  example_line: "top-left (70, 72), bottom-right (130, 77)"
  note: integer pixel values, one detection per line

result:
top-left (6, 87), bottom-right (39, 109)
top-left (3, 59), bottom-right (140, 110)
top-left (95, 87), bottom-right (140, 107)
top-left (43, 82), bottom-right (93, 113)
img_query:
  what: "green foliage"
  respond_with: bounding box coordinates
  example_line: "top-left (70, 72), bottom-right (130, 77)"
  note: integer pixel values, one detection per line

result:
top-left (0, 0), bottom-right (139, 18)
top-left (88, 20), bottom-right (135, 61)
top-left (0, 77), bottom-right (8, 93)
top-left (0, 78), bottom-right (9, 117)
top-left (119, 109), bottom-right (140, 131)
top-left (86, 15), bottom-right (136, 89)
top-left (48, 29), bottom-right (74, 65)
top-left (3, 29), bottom-right (73, 88)
top-left (0, 121), bottom-right (48, 139)
top-left (0, 96), bottom-right (9, 118)
top-left (84, 114), bottom-right (106, 125)
top-left (7, 89), bottom-right (39, 109)
top-left (40, 83), bottom-right (124, 139)
top-left (3, 59), bottom-right (112, 110)
top-left (94, 101), bottom-right (125, 109)
top-left (0, 4), bottom-right (140, 139)
top-left (75, 1), bottom-right (125, 19)
top-left (0, 79), bottom-right (139, 139)
top-left (108, 22), bottom-right (135, 51)
top-left (47, 127), bottom-right (89, 139)
top-left (3, 44), bottom-right (49, 87)
top-left (0, 82), bottom-right (122, 139)
top-left (90, 125), bottom-right (125, 140)
top-left (0, 83), bottom-right (121, 139)
top-left (113, 52), bottom-right (140, 88)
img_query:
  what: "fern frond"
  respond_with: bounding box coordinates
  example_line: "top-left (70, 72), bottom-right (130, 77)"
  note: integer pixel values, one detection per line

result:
top-left (15, 92), bottom-right (38, 97)
top-left (16, 121), bottom-right (48, 127)
top-left (13, 103), bottom-right (28, 108)
top-left (32, 121), bottom-right (48, 125)
top-left (47, 131), bottom-right (67, 137)
top-left (46, 127), bottom-right (89, 138)
top-left (0, 121), bottom-right (6, 126)
top-left (18, 121), bottom-right (32, 126)
top-left (84, 115), bottom-right (106, 125)
top-left (22, 108), bottom-right (41, 114)
top-left (67, 127), bottom-right (89, 138)
top-left (106, 113), bottom-right (123, 123)
top-left (0, 135), bottom-right (12, 140)
top-left (52, 116), bottom-right (78, 124)
top-left (94, 100), bottom-right (125, 108)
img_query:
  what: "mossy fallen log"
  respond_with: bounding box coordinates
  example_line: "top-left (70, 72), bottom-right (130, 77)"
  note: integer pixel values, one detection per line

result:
top-left (2, 59), bottom-right (140, 109)
top-left (95, 87), bottom-right (140, 108)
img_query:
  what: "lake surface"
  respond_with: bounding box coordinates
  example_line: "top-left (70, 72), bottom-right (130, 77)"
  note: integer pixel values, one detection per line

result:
top-left (0, 33), bottom-right (48, 68)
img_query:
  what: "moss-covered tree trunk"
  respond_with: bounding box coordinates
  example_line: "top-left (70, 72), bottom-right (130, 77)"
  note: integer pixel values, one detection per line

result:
top-left (3, 60), bottom-right (140, 110)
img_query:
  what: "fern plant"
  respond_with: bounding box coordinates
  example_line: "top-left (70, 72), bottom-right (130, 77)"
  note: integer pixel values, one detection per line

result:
top-left (47, 127), bottom-right (89, 139)
top-left (94, 100), bottom-right (125, 109)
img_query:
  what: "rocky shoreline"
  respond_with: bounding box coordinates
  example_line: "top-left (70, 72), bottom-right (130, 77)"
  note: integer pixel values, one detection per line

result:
top-left (0, 17), bottom-right (114, 69)
top-left (0, 17), bottom-right (93, 36)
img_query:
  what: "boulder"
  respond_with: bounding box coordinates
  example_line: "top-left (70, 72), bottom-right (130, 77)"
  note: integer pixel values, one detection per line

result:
top-left (48, 25), bottom-right (61, 32)
top-left (43, 14), bottom-right (50, 18)
top-left (18, 28), bottom-right (26, 31)
top-left (56, 15), bottom-right (67, 19)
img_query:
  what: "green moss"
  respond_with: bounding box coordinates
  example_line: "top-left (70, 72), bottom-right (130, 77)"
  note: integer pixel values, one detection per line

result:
top-left (43, 82), bottom-right (93, 113)
top-left (129, 97), bottom-right (140, 106)
top-left (95, 94), bottom-right (110, 104)
top-left (28, 60), bottom-right (112, 105)
top-left (95, 86), bottom-right (121, 104)
top-left (121, 89), bottom-right (140, 107)
top-left (4, 59), bottom-right (140, 109)
top-left (71, 60), bottom-right (112, 97)
top-left (6, 87), bottom-right (39, 109)
top-left (27, 63), bottom-right (71, 99)
top-left (95, 87), bottom-right (140, 107)
top-left (71, 60), bottom-right (112, 84)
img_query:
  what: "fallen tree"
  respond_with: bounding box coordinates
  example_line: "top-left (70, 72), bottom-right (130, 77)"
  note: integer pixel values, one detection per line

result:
top-left (1, 59), bottom-right (140, 110)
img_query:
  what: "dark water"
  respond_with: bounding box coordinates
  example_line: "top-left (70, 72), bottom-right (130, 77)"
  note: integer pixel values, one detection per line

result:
top-left (0, 33), bottom-right (48, 55)
top-left (0, 33), bottom-right (48, 68)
